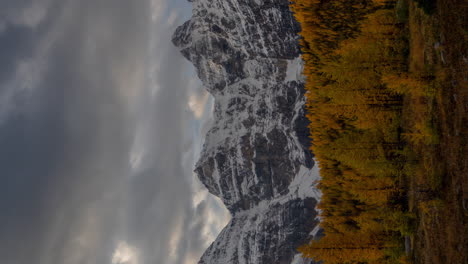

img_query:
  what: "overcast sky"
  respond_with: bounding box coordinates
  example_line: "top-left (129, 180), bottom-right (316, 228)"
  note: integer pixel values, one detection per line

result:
top-left (0, 1), bottom-right (229, 264)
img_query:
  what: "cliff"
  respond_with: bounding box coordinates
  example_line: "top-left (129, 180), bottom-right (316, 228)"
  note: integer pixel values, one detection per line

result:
top-left (173, 0), bottom-right (321, 263)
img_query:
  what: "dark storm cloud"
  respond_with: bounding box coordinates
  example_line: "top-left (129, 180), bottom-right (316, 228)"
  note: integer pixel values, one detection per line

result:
top-left (0, 25), bottom-right (33, 83)
top-left (0, 0), bottom-right (150, 263)
top-left (0, 1), bottom-right (229, 264)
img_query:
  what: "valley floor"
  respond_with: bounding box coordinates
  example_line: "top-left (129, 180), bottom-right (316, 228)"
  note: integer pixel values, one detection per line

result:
top-left (404, 0), bottom-right (467, 263)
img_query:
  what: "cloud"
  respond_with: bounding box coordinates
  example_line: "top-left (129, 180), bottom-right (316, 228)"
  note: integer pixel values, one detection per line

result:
top-left (112, 241), bottom-right (139, 264)
top-left (151, 0), bottom-right (167, 23)
top-left (187, 78), bottom-right (210, 119)
top-left (0, 1), bottom-right (229, 264)
top-left (0, 0), bottom-right (150, 263)
top-left (121, 9), bottom-right (229, 263)
top-left (0, 0), bottom-right (52, 29)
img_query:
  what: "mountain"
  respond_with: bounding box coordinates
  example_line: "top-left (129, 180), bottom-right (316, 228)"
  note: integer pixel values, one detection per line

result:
top-left (172, 0), bottom-right (321, 263)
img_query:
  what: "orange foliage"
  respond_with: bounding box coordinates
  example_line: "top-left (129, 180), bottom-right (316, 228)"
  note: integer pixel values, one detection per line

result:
top-left (290, 0), bottom-right (410, 263)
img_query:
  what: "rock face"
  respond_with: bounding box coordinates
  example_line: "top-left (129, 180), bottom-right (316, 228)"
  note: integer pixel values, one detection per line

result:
top-left (173, 0), bottom-right (321, 263)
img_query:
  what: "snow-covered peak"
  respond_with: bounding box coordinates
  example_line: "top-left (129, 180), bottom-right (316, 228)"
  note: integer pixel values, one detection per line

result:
top-left (172, 0), bottom-right (321, 263)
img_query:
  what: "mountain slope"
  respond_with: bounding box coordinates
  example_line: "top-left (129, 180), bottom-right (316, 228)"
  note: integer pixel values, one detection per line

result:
top-left (173, 0), bottom-right (321, 263)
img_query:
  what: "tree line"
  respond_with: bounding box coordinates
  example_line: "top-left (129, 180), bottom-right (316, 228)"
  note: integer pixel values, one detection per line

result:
top-left (290, 0), bottom-right (413, 263)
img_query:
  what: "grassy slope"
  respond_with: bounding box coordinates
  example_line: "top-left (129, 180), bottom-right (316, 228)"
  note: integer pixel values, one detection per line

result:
top-left (404, 0), bottom-right (467, 263)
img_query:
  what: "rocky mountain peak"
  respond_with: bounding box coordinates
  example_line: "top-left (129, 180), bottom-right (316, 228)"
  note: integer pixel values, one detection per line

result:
top-left (173, 0), bottom-right (321, 263)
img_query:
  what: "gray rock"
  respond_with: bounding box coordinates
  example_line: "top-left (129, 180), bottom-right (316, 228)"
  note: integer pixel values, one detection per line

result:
top-left (173, 0), bottom-right (321, 263)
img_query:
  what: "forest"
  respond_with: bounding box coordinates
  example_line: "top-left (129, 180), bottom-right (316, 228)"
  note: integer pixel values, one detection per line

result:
top-left (290, 0), bottom-right (467, 263)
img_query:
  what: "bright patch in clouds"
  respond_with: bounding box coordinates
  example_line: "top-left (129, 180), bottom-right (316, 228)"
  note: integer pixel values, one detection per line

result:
top-left (129, 150), bottom-right (144, 170)
top-left (167, 10), bottom-right (179, 26)
top-left (151, 0), bottom-right (166, 22)
top-left (192, 180), bottom-right (231, 244)
top-left (188, 92), bottom-right (210, 119)
top-left (112, 241), bottom-right (139, 264)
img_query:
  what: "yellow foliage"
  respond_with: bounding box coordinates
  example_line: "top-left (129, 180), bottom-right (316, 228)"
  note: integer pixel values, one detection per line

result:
top-left (290, 0), bottom-right (409, 263)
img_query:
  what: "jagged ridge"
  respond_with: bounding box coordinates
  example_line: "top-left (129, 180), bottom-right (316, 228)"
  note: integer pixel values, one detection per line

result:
top-left (172, 0), bottom-right (321, 263)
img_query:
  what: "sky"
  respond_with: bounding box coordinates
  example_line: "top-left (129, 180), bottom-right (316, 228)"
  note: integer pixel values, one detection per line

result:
top-left (0, 1), bottom-right (230, 264)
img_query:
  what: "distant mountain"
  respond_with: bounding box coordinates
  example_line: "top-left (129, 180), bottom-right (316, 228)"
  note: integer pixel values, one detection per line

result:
top-left (172, 0), bottom-right (321, 263)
